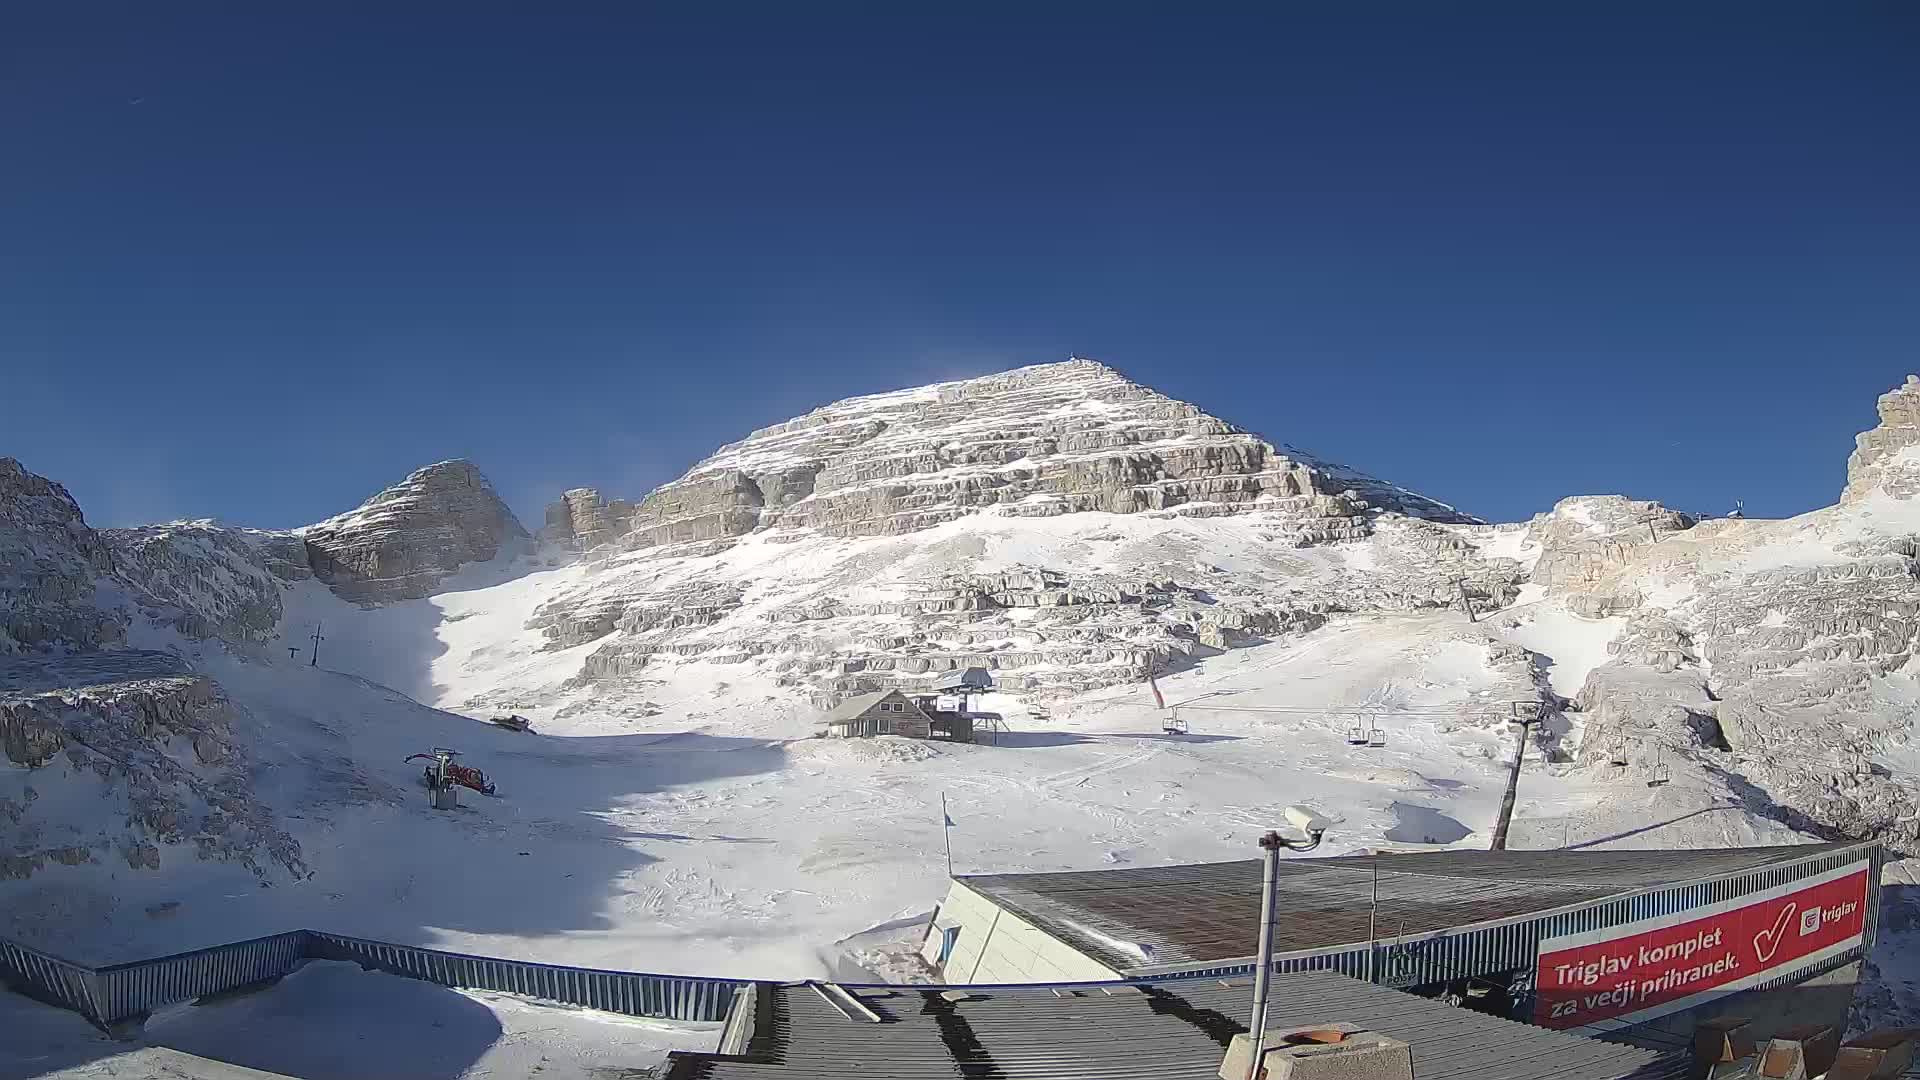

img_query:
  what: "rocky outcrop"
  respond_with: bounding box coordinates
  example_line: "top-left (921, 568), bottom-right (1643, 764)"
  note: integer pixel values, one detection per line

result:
top-left (0, 652), bottom-right (303, 881)
top-left (1551, 381), bottom-right (1920, 855)
top-left (0, 457), bottom-right (124, 654)
top-left (543, 488), bottom-right (635, 549)
top-left (542, 359), bottom-right (1473, 557)
top-left (106, 522), bottom-right (292, 643)
top-left (302, 460), bottom-right (529, 603)
top-left (1844, 374), bottom-right (1920, 502)
top-left (1527, 495), bottom-right (1697, 596)
top-left (510, 360), bottom-right (1496, 704)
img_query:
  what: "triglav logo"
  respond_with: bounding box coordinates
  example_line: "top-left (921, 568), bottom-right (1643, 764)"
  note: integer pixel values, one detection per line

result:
top-left (1800, 907), bottom-right (1822, 937)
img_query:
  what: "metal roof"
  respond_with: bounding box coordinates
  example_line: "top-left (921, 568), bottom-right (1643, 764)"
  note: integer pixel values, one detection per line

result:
top-left (662, 969), bottom-right (1691, 1080)
top-left (820, 690), bottom-right (923, 724)
top-left (933, 666), bottom-right (995, 691)
top-left (957, 842), bottom-right (1855, 973)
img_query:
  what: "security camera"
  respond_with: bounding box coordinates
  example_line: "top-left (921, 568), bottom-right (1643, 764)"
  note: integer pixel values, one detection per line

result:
top-left (1284, 805), bottom-right (1330, 836)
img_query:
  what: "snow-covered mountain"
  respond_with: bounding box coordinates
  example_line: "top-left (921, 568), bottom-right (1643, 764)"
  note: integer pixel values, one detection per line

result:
top-left (2, 357), bottom-right (1916, 1018)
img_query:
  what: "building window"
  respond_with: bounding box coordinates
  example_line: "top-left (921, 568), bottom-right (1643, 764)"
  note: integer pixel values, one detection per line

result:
top-left (938, 926), bottom-right (961, 964)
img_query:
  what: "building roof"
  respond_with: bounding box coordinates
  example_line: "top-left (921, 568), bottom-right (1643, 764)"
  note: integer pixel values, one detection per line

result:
top-left (662, 969), bottom-right (1690, 1080)
top-left (957, 842), bottom-right (1857, 973)
top-left (820, 690), bottom-right (919, 724)
top-left (934, 666), bottom-right (994, 691)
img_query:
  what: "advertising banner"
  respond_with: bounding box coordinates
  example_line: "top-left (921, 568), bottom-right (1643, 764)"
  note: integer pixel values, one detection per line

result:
top-left (1534, 860), bottom-right (1869, 1030)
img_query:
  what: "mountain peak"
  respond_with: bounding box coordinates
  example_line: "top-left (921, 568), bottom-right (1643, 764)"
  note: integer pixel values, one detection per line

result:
top-left (301, 459), bottom-right (529, 603)
top-left (544, 358), bottom-right (1471, 554)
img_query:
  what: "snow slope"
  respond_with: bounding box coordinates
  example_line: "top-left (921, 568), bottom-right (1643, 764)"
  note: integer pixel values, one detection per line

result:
top-left (12, 363), bottom-right (1920, 1033)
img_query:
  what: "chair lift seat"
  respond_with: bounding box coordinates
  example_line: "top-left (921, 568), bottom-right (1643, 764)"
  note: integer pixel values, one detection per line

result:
top-left (1346, 725), bottom-right (1369, 745)
top-left (1367, 728), bottom-right (1387, 748)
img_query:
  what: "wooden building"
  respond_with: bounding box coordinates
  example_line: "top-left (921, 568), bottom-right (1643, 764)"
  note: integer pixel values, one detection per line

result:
top-left (820, 690), bottom-right (932, 739)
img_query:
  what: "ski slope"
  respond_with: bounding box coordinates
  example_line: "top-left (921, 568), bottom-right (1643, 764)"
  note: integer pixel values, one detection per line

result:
top-left (6, 589), bottom-right (1804, 986)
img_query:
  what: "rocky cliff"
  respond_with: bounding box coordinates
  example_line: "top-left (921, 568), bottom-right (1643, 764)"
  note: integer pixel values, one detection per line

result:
top-left (517, 360), bottom-right (1505, 710)
top-left (0, 651), bottom-right (303, 882)
top-left (1538, 381), bottom-right (1920, 854)
top-left (107, 522), bottom-right (301, 643)
top-left (301, 459), bottom-right (529, 603)
top-left (0, 457), bottom-right (124, 655)
top-left (541, 359), bottom-right (1473, 555)
top-left (1845, 374), bottom-right (1920, 503)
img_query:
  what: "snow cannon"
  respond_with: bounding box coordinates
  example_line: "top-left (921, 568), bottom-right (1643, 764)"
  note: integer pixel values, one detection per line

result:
top-left (406, 749), bottom-right (497, 807)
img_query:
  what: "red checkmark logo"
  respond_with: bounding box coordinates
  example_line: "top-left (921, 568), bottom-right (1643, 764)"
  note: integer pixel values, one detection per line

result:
top-left (1754, 903), bottom-right (1797, 963)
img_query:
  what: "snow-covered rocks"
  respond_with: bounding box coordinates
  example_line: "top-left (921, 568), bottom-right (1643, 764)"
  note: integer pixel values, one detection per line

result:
top-left (0, 458), bottom-right (124, 655)
top-left (107, 522), bottom-right (293, 643)
top-left (301, 459), bottom-right (530, 604)
top-left (557, 359), bottom-right (1472, 561)
top-left (510, 360), bottom-right (1513, 709)
top-left (1845, 373), bottom-right (1920, 503)
top-left (0, 651), bottom-right (303, 884)
top-left (543, 487), bottom-right (636, 550)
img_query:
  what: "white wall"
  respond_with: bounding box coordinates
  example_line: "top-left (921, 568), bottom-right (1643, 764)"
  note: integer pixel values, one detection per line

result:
top-left (927, 881), bottom-right (1122, 985)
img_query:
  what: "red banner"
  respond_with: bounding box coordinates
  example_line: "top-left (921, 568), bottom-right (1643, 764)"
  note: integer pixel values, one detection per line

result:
top-left (1534, 863), bottom-right (1869, 1029)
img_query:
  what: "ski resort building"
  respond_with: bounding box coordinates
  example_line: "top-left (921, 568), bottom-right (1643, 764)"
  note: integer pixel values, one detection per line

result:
top-left (818, 690), bottom-right (933, 739)
top-left (661, 968), bottom-right (1696, 1080)
top-left (921, 841), bottom-right (1883, 1047)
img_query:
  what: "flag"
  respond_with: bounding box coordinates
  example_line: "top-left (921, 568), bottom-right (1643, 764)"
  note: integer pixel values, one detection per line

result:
top-left (943, 811), bottom-right (957, 828)
top-left (942, 792), bottom-right (956, 828)
top-left (1148, 669), bottom-right (1165, 710)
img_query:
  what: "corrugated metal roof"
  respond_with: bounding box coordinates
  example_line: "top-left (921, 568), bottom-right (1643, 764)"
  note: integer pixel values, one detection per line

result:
top-left (662, 970), bottom-right (1692, 1080)
top-left (821, 690), bottom-right (900, 723)
top-left (957, 842), bottom-right (1854, 972)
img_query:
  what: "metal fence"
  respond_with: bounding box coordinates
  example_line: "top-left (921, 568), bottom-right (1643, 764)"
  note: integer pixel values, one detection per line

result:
top-left (0, 927), bottom-right (743, 1030)
top-left (89, 931), bottom-right (307, 1027)
top-left (304, 931), bottom-right (741, 1022)
top-left (0, 842), bottom-right (1883, 1034)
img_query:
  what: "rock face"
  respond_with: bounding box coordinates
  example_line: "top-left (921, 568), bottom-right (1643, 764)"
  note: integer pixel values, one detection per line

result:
top-left (508, 361), bottom-right (1512, 711)
top-left (549, 359), bottom-right (1472, 558)
top-left (1559, 378), bottom-right (1920, 855)
top-left (542, 488), bottom-right (635, 550)
top-left (1844, 374), bottom-right (1920, 503)
top-left (0, 651), bottom-right (303, 882)
top-left (106, 523), bottom-right (296, 643)
top-left (0, 458), bottom-right (123, 654)
top-left (302, 460), bottom-right (529, 603)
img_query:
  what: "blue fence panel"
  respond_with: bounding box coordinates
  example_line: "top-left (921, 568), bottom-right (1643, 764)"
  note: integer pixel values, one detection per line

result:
top-left (302, 930), bottom-right (743, 1022)
top-left (89, 930), bottom-right (307, 1025)
top-left (0, 935), bottom-right (100, 1021)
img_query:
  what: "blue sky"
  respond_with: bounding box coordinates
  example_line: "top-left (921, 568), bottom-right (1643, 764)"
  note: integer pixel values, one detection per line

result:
top-left (4, 4), bottom-right (1915, 529)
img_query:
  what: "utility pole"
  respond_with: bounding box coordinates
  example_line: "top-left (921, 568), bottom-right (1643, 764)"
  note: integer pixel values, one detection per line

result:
top-left (309, 621), bottom-right (324, 668)
top-left (1452, 577), bottom-right (1477, 623)
top-left (1490, 702), bottom-right (1545, 851)
top-left (1245, 813), bottom-right (1326, 1080)
top-left (1366, 859), bottom-right (1380, 984)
